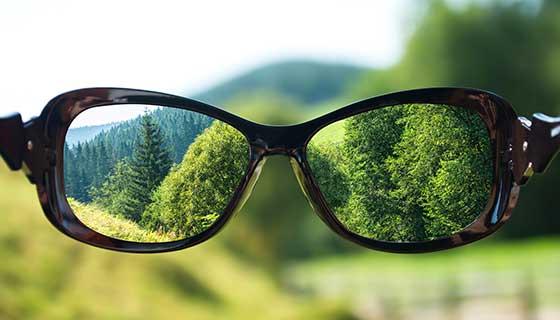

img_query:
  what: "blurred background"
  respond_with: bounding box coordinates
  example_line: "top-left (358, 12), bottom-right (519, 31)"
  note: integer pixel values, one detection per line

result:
top-left (2, 0), bottom-right (560, 319)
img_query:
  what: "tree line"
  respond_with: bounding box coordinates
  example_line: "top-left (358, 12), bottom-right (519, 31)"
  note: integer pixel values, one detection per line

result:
top-left (64, 107), bottom-right (213, 203)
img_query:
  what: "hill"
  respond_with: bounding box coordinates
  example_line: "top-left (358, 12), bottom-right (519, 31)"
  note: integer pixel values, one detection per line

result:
top-left (193, 60), bottom-right (370, 106)
top-left (66, 123), bottom-right (117, 146)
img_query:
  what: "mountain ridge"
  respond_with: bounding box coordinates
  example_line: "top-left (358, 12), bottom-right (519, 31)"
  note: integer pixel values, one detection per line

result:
top-left (192, 60), bottom-right (370, 107)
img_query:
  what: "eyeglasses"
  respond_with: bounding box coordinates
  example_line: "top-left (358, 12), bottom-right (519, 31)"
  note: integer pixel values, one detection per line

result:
top-left (0, 87), bottom-right (558, 253)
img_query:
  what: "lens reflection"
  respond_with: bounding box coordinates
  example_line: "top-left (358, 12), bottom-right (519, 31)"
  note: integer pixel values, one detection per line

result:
top-left (308, 104), bottom-right (494, 242)
top-left (64, 105), bottom-right (249, 243)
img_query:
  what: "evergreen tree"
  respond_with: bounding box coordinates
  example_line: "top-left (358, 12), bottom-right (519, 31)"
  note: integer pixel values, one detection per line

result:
top-left (123, 113), bottom-right (173, 221)
top-left (90, 159), bottom-right (134, 216)
top-left (94, 141), bottom-right (111, 187)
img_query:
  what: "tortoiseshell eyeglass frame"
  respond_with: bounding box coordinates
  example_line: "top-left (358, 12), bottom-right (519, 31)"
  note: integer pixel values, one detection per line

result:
top-left (0, 87), bottom-right (558, 253)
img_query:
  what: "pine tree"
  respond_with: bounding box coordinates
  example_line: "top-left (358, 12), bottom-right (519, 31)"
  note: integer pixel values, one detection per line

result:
top-left (75, 168), bottom-right (88, 202)
top-left (70, 142), bottom-right (91, 202)
top-left (94, 141), bottom-right (111, 187)
top-left (90, 159), bottom-right (134, 216)
top-left (123, 113), bottom-right (173, 221)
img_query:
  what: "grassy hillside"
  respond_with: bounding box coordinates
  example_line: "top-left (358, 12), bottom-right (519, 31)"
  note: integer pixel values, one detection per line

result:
top-left (0, 163), bottom-right (350, 319)
top-left (193, 60), bottom-right (369, 107)
top-left (68, 199), bottom-right (178, 243)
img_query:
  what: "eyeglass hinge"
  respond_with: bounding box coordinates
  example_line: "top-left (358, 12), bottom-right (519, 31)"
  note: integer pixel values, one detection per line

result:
top-left (512, 114), bottom-right (560, 185)
top-left (22, 117), bottom-right (50, 185)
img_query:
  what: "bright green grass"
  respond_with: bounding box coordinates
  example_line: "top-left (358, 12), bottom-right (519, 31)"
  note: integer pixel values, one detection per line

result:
top-left (68, 199), bottom-right (177, 243)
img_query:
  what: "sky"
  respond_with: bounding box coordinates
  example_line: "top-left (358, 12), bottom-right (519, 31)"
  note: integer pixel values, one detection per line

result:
top-left (0, 0), bottom-right (416, 121)
top-left (69, 105), bottom-right (161, 128)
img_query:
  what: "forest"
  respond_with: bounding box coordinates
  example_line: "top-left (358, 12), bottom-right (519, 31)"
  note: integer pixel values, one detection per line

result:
top-left (309, 103), bottom-right (494, 242)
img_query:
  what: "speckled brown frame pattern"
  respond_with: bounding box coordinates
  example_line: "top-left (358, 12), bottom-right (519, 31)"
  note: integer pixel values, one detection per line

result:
top-left (0, 87), bottom-right (557, 253)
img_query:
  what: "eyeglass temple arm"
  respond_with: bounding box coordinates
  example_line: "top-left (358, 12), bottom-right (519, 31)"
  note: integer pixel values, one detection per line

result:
top-left (0, 113), bottom-right (25, 171)
top-left (0, 113), bottom-right (47, 184)
top-left (514, 113), bottom-right (560, 185)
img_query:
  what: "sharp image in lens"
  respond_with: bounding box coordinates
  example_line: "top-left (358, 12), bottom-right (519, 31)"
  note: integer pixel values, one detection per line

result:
top-left (64, 105), bottom-right (250, 243)
top-left (307, 104), bottom-right (494, 242)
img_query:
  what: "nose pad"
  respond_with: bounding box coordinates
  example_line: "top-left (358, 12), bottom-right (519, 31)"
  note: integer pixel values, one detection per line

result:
top-left (289, 157), bottom-right (318, 212)
top-left (233, 158), bottom-right (267, 214)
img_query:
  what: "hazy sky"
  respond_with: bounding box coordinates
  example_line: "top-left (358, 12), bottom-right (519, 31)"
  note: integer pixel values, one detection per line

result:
top-left (1, 0), bottom-right (416, 120)
top-left (69, 105), bottom-right (161, 128)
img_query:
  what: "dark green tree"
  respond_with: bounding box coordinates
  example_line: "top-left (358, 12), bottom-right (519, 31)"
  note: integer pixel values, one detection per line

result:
top-left (94, 141), bottom-right (111, 188)
top-left (90, 159), bottom-right (134, 216)
top-left (67, 142), bottom-right (91, 202)
top-left (63, 143), bottom-right (78, 198)
top-left (123, 113), bottom-right (173, 221)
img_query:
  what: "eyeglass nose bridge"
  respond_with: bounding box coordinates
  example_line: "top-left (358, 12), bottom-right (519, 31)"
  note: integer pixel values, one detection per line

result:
top-left (229, 122), bottom-right (322, 219)
top-left (246, 135), bottom-right (320, 210)
top-left (245, 123), bottom-right (313, 157)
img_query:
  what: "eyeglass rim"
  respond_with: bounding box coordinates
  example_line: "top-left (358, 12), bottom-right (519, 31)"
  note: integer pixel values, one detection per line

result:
top-left (25, 87), bottom-right (518, 253)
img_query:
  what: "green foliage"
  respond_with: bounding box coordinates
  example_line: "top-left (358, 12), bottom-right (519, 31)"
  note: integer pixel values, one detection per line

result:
top-left (309, 104), bottom-right (493, 242)
top-left (142, 121), bottom-right (249, 237)
top-left (89, 159), bottom-right (134, 217)
top-left (337, 106), bottom-right (411, 241)
top-left (386, 105), bottom-right (493, 238)
top-left (306, 142), bottom-right (350, 210)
